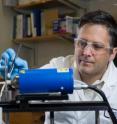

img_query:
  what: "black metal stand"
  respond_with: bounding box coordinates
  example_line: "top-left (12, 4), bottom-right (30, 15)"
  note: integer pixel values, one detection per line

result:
top-left (0, 86), bottom-right (116, 124)
top-left (0, 100), bottom-right (116, 124)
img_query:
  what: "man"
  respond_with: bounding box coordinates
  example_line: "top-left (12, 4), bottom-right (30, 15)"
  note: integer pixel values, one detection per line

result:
top-left (0, 10), bottom-right (117, 123)
top-left (42, 10), bottom-right (117, 124)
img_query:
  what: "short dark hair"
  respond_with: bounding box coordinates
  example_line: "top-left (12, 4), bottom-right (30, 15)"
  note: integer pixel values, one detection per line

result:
top-left (78, 10), bottom-right (117, 48)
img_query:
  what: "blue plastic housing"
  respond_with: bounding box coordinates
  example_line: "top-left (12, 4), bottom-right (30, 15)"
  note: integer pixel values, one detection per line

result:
top-left (19, 68), bottom-right (73, 94)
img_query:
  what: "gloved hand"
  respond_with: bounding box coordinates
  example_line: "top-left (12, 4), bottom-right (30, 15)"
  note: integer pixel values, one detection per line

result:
top-left (0, 48), bottom-right (28, 80)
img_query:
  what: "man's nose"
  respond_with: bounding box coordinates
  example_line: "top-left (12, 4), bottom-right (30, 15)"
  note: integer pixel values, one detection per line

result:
top-left (82, 45), bottom-right (95, 56)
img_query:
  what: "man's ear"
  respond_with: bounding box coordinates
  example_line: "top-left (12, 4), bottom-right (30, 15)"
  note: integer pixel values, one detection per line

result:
top-left (109, 48), bottom-right (117, 61)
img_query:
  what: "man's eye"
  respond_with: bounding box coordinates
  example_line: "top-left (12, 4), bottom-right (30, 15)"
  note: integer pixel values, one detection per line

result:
top-left (81, 42), bottom-right (87, 46)
top-left (79, 41), bottom-right (87, 47)
top-left (93, 44), bottom-right (104, 50)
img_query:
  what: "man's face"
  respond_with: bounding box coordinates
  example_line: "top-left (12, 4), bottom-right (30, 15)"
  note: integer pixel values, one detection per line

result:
top-left (74, 24), bottom-right (117, 78)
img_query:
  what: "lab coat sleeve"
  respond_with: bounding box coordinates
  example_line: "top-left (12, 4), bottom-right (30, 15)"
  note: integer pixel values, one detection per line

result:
top-left (40, 55), bottom-right (74, 69)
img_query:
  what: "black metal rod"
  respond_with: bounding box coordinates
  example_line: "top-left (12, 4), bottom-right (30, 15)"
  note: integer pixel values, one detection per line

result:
top-left (50, 111), bottom-right (54, 124)
top-left (95, 110), bottom-right (99, 124)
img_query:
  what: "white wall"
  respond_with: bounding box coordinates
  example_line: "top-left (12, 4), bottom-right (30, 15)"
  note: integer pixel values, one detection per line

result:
top-left (0, 1), bottom-right (14, 53)
top-left (87, 0), bottom-right (117, 20)
top-left (71, 0), bottom-right (117, 20)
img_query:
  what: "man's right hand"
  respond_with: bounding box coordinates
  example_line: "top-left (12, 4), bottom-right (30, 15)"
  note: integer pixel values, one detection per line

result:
top-left (0, 48), bottom-right (28, 80)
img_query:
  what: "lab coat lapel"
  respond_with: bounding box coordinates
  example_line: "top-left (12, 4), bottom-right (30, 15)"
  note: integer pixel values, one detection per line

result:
top-left (101, 61), bottom-right (117, 99)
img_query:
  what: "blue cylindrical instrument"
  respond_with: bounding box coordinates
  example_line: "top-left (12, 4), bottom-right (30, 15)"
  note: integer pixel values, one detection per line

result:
top-left (19, 68), bottom-right (73, 94)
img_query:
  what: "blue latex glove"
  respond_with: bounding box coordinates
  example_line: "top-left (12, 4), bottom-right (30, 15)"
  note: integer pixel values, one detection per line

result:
top-left (0, 48), bottom-right (28, 80)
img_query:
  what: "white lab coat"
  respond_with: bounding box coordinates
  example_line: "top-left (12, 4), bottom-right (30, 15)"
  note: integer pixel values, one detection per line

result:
top-left (42, 55), bottom-right (117, 124)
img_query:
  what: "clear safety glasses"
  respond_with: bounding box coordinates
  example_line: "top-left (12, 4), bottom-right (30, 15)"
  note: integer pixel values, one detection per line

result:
top-left (74, 38), bottom-right (113, 54)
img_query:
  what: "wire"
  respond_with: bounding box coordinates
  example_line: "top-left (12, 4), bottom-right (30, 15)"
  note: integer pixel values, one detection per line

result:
top-left (0, 83), bottom-right (6, 100)
top-left (7, 44), bottom-right (22, 79)
top-left (104, 108), bottom-right (117, 119)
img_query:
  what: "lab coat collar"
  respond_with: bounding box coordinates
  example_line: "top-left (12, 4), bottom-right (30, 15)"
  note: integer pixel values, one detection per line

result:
top-left (101, 61), bottom-right (117, 98)
top-left (101, 61), bottom-right (117, 87)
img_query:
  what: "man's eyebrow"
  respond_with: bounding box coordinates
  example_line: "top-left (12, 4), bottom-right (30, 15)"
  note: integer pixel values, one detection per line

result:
top-left (79, 38), bottom-right (104, 44)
